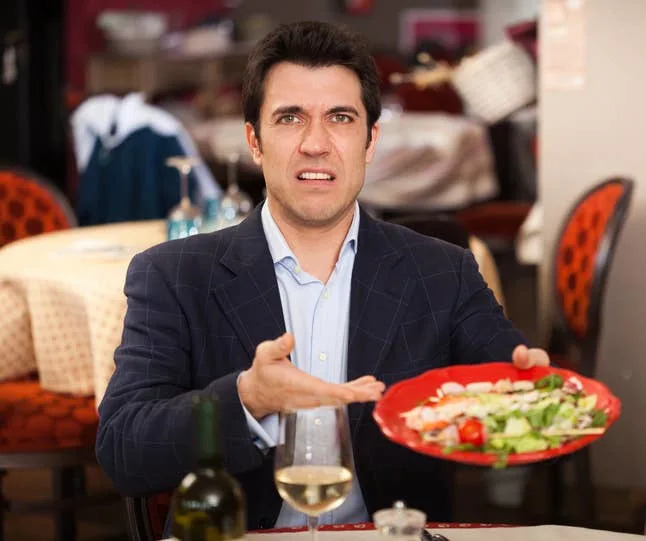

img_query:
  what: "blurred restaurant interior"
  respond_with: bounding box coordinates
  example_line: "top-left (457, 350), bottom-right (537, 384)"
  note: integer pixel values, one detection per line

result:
top-left (0, 0), bottom-right (645, 539)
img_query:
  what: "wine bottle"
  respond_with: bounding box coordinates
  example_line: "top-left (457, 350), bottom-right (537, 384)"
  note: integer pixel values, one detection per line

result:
top-left (171, 395), bottom-right (246, 540)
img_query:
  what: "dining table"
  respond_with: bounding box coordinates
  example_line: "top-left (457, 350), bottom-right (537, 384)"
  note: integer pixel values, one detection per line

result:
top-left (161, 522), bottom-right (643, 540)
top-left (0, 218), bottom-right (505, 405)
top-left (0, 219), bottom-right (166, 402)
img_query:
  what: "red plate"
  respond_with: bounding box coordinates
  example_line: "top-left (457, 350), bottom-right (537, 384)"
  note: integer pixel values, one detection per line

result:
top-left (372, 363), bottom-right (621, 466)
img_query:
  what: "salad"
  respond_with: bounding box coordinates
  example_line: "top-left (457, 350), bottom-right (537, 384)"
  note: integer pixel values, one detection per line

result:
top-left (400, 373), bottom-right (608, 468)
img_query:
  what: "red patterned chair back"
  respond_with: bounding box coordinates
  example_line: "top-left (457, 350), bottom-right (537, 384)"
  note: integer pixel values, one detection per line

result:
top-left (552, 177), bottom-right (633, 376)
top-left (0, 167), bottom-right (77, 248)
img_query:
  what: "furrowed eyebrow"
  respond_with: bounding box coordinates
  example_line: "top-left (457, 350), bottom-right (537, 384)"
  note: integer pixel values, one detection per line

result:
top-left (269, 105), bottom-right (361, 118)
top-left (328, 106), bottom-right (360, 117)
top-left (270, 106), bottom-right (304, 118)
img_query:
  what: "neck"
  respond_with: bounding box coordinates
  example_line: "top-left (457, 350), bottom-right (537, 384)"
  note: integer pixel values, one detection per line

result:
top-left (269, 203), bottom-right (356, 283)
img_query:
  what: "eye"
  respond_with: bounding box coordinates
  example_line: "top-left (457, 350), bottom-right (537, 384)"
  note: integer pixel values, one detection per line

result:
top-left (277, 114), bottom-right (302, 125)
top-left (330, 113), bottom-right (353, 123)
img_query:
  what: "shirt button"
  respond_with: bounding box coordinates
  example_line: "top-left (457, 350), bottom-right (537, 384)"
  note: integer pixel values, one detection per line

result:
top-left (319, 352), bottom-right (327, 362)
top-left (294, 265), bottom-right (301, 273)
top-left (323, 289), bottom-right (329, 299)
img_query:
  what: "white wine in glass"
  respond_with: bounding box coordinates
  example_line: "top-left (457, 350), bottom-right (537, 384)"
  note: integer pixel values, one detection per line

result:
top-left (275, 405), bottom-right (354, 540)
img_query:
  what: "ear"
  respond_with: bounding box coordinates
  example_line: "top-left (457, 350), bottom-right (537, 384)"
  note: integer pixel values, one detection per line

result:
top-left (245, 122), bottom-right (263, 167)
top-left (365, 123), bottom-right (379, 164)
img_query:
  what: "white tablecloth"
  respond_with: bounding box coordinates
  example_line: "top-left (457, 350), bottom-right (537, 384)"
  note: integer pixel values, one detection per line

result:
top-left (164, 524), bottom-right (641, 541)
top-left (361, 113), bottom-right (497, 212)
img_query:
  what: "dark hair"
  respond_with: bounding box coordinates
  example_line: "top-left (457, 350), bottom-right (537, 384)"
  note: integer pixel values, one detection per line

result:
top-left (242, 21), bottom-right (381, 142)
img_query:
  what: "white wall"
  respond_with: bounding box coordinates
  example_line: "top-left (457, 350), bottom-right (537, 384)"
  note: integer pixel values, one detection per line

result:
top-left (539, 0), bottom-right (646, 488)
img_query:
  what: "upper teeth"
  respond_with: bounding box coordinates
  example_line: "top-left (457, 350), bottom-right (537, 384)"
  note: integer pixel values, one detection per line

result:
top-left (298, 172), bottom-right (333, 180)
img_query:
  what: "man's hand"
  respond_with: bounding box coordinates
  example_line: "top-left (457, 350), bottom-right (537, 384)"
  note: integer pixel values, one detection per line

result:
top-left (237, 332), bottom-right (385, 419)
top-left (512, 344), bottom-right (550, 369)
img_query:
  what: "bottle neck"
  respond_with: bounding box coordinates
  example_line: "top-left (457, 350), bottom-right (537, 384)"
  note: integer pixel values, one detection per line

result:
top-left (193, 395), bottom-right (223, 470)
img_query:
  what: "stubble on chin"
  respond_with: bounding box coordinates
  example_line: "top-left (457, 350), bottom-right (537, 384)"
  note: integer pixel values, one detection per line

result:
top-left (269, 195), bottom-right (347, 230)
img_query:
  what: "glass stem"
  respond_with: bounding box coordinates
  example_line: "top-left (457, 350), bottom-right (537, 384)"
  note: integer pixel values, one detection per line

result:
top-left (307, 515), bottom-right (318, 541)
top-left (227, 152), bottom-right (239, 194)
top-left (179, 171), bottom-right (190, 209)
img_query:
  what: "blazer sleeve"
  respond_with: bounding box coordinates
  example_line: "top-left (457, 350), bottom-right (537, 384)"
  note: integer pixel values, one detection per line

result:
top-left (96, 251), bottom-right (264, 496)
top-left (450, 249), bottom-right (527, 364)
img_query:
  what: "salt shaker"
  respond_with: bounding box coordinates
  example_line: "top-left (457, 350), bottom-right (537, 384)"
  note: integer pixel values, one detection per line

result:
top-left (373, 500), bottom-right (426, 541)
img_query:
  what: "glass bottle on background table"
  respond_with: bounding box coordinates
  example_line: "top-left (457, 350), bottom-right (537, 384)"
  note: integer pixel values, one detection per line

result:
top-left (170, 395), bottom-right (246, 540)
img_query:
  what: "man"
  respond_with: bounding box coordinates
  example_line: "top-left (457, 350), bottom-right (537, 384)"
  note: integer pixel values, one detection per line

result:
top-left (96, 21), bottom-right (549, 530)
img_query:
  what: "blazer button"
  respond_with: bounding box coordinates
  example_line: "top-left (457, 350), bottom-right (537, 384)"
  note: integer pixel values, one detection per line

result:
top-left (258, 518), bottom-right (271, 529)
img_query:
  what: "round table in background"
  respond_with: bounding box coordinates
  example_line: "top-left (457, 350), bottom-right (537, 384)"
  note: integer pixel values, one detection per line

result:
top-left (0, 220), bottom-right (165, 403)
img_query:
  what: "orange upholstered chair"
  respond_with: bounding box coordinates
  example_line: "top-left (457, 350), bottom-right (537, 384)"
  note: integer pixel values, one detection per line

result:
top-left (546, 177), bottom-right (633, 526)
top-left (550, 177), bottom-right (634, 377)
top-left (0, 378), bottom-right (101, 541)
top-left (0, 167), bottom-right (77, 248)
top-left (0, 168), bottom-right (103, 539)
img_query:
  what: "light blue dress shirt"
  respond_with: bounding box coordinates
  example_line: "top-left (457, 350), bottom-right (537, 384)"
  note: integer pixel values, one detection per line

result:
top-left (239, 200), bottom-right (369, 527)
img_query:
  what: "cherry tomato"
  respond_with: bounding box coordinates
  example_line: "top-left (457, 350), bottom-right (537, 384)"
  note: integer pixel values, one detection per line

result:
top-left (458, 418), bottom-right (486, 447)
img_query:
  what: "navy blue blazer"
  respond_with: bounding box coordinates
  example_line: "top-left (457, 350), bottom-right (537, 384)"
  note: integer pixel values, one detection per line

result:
top-left (96, 205), bottom-right (525, 529)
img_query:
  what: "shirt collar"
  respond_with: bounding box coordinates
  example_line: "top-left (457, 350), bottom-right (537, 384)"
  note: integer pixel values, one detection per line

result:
top-left (261, 200), bottom-right (360, 265)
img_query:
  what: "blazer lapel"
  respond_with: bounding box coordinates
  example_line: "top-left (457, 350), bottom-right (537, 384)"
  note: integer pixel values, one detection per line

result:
top-left (347, 209), bottom-right (415, 431)
top-left (211, 207), bottom-right (286, 361)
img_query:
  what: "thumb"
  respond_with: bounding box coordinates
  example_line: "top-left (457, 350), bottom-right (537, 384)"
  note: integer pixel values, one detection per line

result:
top-left (277, 332), bottom-right (295, 358)
top-left (512, 344), bottom-right (532, 369)
top-left (255, 332), bottom-right (295, 362)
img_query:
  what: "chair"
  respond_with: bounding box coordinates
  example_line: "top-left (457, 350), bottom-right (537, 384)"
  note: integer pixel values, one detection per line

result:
top-left (455, 200), bottom-right (533, 252)
top-left (0, 168), bottom-right (113, 539)
top-left (549, 177), bottom-right (634, 377)
top-left (0, 167), bottom-right (77, 248)
top-left (0, 379), bottom-right (102, 541)
top-left (389, 213), bottom-right (506, 311)
top-left (546, 177), bottom-right (634, 526)
top-left (388, 213), bottom-right (470, 248)
top-left (123, 493), bottom-right (172, 541)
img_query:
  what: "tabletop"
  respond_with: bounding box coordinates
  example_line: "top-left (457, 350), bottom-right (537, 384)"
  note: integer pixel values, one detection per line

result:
top-left (163, 524), bottom-right (642, 541)
top-left (0, 220), bottom-right (166, 399)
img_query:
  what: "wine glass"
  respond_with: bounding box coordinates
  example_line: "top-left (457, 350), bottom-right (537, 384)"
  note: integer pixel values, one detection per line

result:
top-left (217, 151), bottom-right (254, 227)
top-left (166, 156), bottom-right (202, 239)
top-left (274, 405), bottom-right (355, 541)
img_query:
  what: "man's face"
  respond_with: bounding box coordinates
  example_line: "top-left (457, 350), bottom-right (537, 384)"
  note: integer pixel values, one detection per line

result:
top-left (245, 62), bottom-right (379, 230)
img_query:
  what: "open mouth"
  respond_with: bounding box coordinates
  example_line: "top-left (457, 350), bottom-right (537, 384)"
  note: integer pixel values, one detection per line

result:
top-left (297, 171), bottom-right (335, 181)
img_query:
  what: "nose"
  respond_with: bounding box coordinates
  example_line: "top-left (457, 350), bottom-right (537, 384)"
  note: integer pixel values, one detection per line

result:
top-left (299, 120), bottom-right (330, 156)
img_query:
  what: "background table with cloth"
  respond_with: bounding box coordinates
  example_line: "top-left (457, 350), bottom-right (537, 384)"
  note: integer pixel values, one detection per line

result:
top-left (0, 220), bottom-right (166, 403)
